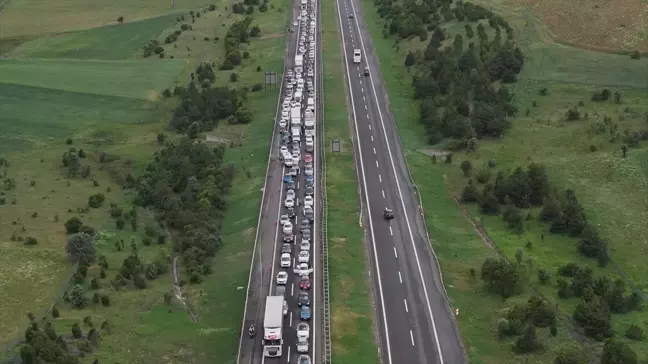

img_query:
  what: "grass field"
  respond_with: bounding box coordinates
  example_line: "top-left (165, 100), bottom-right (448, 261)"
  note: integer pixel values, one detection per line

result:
top-left (321, 0), bottom-right (379, 362)
top-left (356, 0), bottom-right (648, 361)
top-left (0, 0), bottom-right (291, 361)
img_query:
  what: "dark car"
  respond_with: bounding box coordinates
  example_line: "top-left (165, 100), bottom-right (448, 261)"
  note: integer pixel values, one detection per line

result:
top-left (287, 207), bottom-right (296, 218)
top-left (281, 243), bottom-right (292, 254)
top-left (364, 67), bottom-right (370, 76)
top-left (298, 291), bottom-right (310, 306)
top-left (384, 208), bottom-right (394, 220)
top-left (300, 219), bottom-right (310, 229)
top-left (348, 13), bottom-right (354, 18)
top-left (286, 181), bottom-right (296, 190)
top-left (304, 208), bottom-right (314, 222)
top-left (305, 186), bottom-right (314, 196)
top-left (284, 234), bottom-right (294, 243)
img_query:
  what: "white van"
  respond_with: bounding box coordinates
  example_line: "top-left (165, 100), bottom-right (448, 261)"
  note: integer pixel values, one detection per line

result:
top-left (307, 97), bottom-right (314, 109)
top-left (295, 91), bottom-right (303, 102)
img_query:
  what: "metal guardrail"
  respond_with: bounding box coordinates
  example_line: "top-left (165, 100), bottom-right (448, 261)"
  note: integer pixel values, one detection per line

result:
top-left (316, 0), bottom-right (332, 360)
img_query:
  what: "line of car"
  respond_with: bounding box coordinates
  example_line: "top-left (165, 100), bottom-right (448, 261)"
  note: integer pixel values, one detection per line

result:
top-left (271, 1), bottom-right (318, 363)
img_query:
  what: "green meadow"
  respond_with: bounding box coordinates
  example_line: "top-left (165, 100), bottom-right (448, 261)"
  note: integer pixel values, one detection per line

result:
top-left (0, 0), bottom-right (291, 362)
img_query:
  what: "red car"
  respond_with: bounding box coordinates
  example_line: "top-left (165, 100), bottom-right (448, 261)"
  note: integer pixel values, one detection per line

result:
top-left (303, 154), bottom-right (313, 164)
top-left (299, 276), bottom-right (311, 290)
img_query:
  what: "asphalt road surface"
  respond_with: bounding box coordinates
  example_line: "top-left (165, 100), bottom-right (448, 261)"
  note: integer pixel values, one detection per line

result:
top-left (334, 0), bottom-right (467, 363)
top-left (237, 0), bottom-right (322, 362)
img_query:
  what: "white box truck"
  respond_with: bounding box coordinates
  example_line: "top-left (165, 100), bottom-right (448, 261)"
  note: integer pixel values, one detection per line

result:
top-left (290, 106), bottom-right (302, 127)
top-left (263, 296), bottom-right (284, 357)
top-left (353, 49), bottom-right (361, 63)
top-left (304, 108), bottom-right (315, 137)
top-left (295, 54), bottom-right (304, 68)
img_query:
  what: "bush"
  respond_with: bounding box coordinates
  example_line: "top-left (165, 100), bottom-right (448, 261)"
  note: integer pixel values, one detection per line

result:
top-left (101, 294), bottom-right (111, 307)
top-left (24, 237), bottom-right (38, 245)
top-left (251, 83), bottom-right (263, 92)
top-left (230, 72), bottom-right (239, 82)
top-left (625, 324), bottom-right (644, 341)
top-left (65, 217), bottom-right (83, 234)
top-left (88, 193), bottom-right (105, 208)
top-left (134, 275), bottom-right (147, 289)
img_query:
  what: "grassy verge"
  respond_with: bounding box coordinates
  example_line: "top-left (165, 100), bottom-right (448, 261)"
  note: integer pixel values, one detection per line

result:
top-left (321, 0), bottom-right (378, 362)
top-left (0, 0), bottom-right (291, 362)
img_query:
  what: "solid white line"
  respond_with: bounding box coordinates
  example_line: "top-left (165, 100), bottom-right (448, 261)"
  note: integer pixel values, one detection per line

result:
top-left (335, 1), bottom-right (393, 362)
top-left (410, 330), bottom-right (415, 346)
top-left (382, 190), bottom-right (385, 198)
top-left (348, 0), bottom-right (446, 360)
top-left (312, 1), bottom-right (320, 360)
top-left (404, 299), bottom-right (409, 313)
top-left (378, 174), bottom-right (382, 182)
top-left (398, 271), bottom-right (402, 283)
top-left (393, 246), bottom-right (398, 258)
top-left (389, 226), bottom-right (393, 236)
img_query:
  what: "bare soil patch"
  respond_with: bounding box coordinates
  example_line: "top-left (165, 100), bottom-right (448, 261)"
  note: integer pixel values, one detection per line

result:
top-left (514, 0), bottom-right (648, 51)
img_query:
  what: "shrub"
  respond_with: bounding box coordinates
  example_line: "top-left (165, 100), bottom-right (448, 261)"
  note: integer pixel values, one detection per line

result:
top-left (251, 83), bottom-right (263, 92)
top-left (24, 237), bottom-right (38, 245)
top-left (230, 72), bottom-right (239, 82)
top-left (65, 217), bottom-right (83, 234)
top-left (88, 193), bottom-right (105, 208)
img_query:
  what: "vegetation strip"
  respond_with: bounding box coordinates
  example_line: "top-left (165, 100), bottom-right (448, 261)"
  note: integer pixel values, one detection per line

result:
top-left (321, 0), bottom-right (379, 362)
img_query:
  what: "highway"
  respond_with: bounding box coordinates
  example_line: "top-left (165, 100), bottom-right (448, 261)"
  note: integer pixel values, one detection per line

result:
top-left (334, 0), bottom-right (467, 363)
top-left (237, 0), bottom-right (322, 362)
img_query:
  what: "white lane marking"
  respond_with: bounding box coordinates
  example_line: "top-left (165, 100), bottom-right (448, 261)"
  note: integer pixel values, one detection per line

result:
top-left (290, 311), bottom-right (293, 327)
top-left (404, 299), bottom-right (409, 313)
top-left (382, 190), bottom-right (385, 198)
top-left (378, 174), bottom-right (382, 182)
top-left (291, 283), bottom-right (295, 296)
top-left (360, 79), bottom-right (363, 85)
top-left (410, 330), bottom-right (415, 346)
top-left (393, 246), bottom-right (398, 258)
top-left (336, 3), bottom-right (393, 363)
top-left (363, 95), bottom-right (366, 101)
top-left (366, 113), bottom-right (370, 119)
top-left (298, 181), bottom-right (300, 189)
top-left (293, 257), bottom-right (296, 268)
top-left (373, 147), bottom-right (376, 154)
top-left (348, 0), bottom-right (446, 360)
top-left (368, 124), bottom-right (372, 130)
top-left (371, 135), bottom-right (374, 142)
top-left (361, 87), bottom-right (364, 93)
top-left (364, 104), bottom-right (368, 110)
top-left (376, 160), bottom-right (379, 168)
top-left (287, 345), bottom-right (291, 362)
top-left (398, 271), bottom-right (403, 283)
top-left (389, 226), bottom-right (393, 236)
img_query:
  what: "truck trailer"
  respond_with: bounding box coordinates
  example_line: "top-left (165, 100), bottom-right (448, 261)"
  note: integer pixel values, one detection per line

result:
top-left (263, 296), bottom-right (284, 357)
top-left (295, 54), bottom-right (304, 68)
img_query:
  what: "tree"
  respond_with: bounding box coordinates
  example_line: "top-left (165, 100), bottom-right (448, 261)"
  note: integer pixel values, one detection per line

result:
top-left (20, 344), bottom-right (37, 364)
top-left (460, 160), bottom-right (472, 177)
top-left (134, 274), bottom-right (147, 289)
top-left (625, 324), bottom-right (644, 341)
top-left (538, 269), bottom-right (551, 284)
top-left (115, 216), bottom-right (126, 230)
top-left (229, 72), bottom-right (239, 82)
top-left (554, 341), bottom-right (587, 364)
top-left (66, 233), bottom-right (96, 264)
top-left (72, 323), bottom-right (83, 338)
top-left (249, 25), bottom-right (261, 37)
top-left (404, 51), bottom-right (416, 67)
top-left (514, 325), bottom-right (541, 353)
top-left (187, 121), bottom-right (201, 139)
top-left (101, 295), bottom-right (111, 307)
top-left (480, 258), bottom-right (524, 298)
top-left (601, 339), bottom-right (637, 364)
top-left (65, 217), bottom-right (83, 234)
top-left (51, 306), bottom-right (59, 318)
top-left (573, 294), bottom-right (612, 340)
top-left (70, 284), bottom-right (88, 309)
top-left (461, 181), bottom-right (480, 202)
top-left (117, 16), bottom-right (124, 24)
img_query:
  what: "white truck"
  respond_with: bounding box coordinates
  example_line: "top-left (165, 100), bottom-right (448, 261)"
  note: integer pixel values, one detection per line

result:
top-left (304, 108), bottom-right (315, 137)
top-left (291, 106), bottom-right (302, 127)
top-left (263, 296), bottom-right (284, 357)
top-left (295, 54), bottom-right (304, 67)
top-left (353, 49), bottom-right (361, 63)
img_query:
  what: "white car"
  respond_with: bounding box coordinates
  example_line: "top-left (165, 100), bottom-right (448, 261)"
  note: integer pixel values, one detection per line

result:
top-left (285, 197), bottom-right (295, 208)
top-left (286, 189), bottom-right (296, 200)
top-left (280, 214), bottom-right (290, 226)
top-left (300, 241), bottom-right (311, 251)
top-left (276, 271), bottom-right (288, 285)
top-left (296, 338), bottom-right (309, 353)
top-left (305, 166), bottom-right (314, 176)
top-left (295, 262), bottom-right (311, 276)
top-left (292, 152), bottom-right (300, 163)
top-left (283, 221), bottom-right (293, 235)
top-left (308, 68), bottom-right (314, 77)
top-left (303, 196), bottom-right (314, 207)
top-left (309, 51), bottom-right (315, 59)
top-left (305, 139), bottom-right (314, 149)
top-left (282, 109), bottom-right (289, 118)
top-left (298, 251), bottom-right (310, 263)
top-left (293, 21), bottom-right (298, 26)
top-left (297, 323), bottom-right (310, 340)
top-left (280, 146), bottom-right (288, 155)
top-left (279, 120), bottom-right (287, 129)
top-left (280, 253), bottom-right (291, 268)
